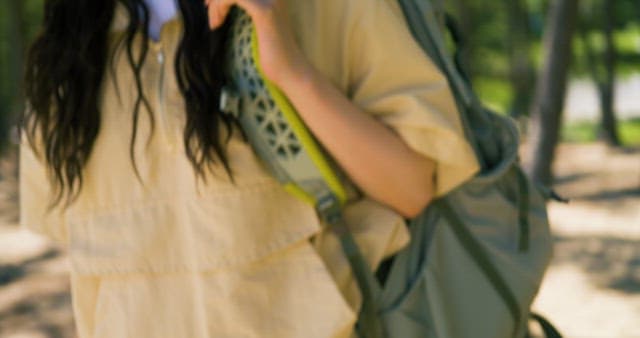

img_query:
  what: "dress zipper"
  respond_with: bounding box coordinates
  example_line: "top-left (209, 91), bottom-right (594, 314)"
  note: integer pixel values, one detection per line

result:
top-left (155, 47), bottom-right (175, 152)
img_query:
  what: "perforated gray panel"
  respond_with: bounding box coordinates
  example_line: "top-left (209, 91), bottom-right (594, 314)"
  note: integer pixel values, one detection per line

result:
top-left (228, 11), bottom-right (302, 161)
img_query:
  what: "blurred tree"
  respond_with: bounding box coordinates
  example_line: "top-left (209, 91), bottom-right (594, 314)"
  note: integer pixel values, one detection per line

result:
top-left (2, 0), bottom-right (26, 151)
top-left (526, 0), bottom-right (579, 185)
top-left (448, 0), bottom-right (476, 81)
top-left (579, 0), bottom-right (621, 147)
top-left (0, 3), bottom-right (9, 138)
top-left (504, 0), bottom-right (536, 118)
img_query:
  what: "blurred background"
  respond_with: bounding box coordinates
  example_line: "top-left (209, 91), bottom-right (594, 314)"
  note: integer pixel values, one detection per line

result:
top-left (0, 0), bottom-right (639, 337)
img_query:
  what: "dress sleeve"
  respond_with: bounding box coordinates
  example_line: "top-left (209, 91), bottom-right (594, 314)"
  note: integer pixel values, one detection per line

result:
top-left (19, 130), bottom-right (68, 245)
top-left (346, 0), bottom-right (480, 197)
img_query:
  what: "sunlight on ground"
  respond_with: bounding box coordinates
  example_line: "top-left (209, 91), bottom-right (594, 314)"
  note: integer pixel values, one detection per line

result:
top-left (530, 143), bottom-right (640, 337)
top-left (534, 264), bottom-right (640, 337)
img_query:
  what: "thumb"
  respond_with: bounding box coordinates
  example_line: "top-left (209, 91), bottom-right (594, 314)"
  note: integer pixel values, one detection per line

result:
top-left (205, 0), bottom-right (235, 30)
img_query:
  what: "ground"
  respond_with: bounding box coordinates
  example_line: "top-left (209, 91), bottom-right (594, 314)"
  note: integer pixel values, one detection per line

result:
top-left (0, 142), bottom-right (638, 337)
top-left (531, 143), bottom-right (640, 337)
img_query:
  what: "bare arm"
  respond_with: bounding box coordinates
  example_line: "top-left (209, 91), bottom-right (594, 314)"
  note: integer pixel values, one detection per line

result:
top-left (207, 0), bottom-right (436, 218)
top-left (277, 65), bottom-right (436, 219)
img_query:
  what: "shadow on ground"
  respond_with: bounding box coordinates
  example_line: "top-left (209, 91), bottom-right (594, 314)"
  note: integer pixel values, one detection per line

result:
top-left (0, 289), bottom-right (74, 338)
top-left (0, 247), bottom-right (74, 338)
top-left (0, 249), bottom-right (59, 286)
top-left (552, 235), bottom-right (640, 294)
top-left (578, 187), bottom-right (640, 201)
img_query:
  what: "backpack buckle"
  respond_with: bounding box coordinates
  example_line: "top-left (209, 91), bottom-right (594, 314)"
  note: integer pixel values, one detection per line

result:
top-left (219, 87), bottom-right (241, 119)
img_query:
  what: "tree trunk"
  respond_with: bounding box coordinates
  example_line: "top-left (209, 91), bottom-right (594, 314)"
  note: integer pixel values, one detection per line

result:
top-left (505, 0), bottom-right (536, 118)
top-left (526, 0), bottom-right (579, 185)
top-left (5, 0), bottom-right (26, 208)
top-left (597, 0), bottom-right (621, 147)
top-left (6, 0), bottom-right (26, 148)
top-left (578, 0), bottom-right (621, 147)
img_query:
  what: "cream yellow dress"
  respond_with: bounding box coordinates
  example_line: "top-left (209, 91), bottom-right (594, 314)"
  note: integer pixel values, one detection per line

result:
top-left (19, 0), bottom-right (480, 337)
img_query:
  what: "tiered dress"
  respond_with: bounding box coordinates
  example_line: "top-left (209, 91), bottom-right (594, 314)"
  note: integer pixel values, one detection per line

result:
top-left (19, 0), bottom-right (480, 337)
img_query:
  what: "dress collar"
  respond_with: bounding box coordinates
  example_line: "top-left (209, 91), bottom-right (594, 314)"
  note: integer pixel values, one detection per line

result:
top-left (109, 2), bottom-right (183, 35)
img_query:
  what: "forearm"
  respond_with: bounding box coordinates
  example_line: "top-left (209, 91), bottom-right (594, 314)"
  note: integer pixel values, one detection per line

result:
top-left (207, 0), bottom-right (436, 217)
top-left (276, 65), bottom-right (436, 219)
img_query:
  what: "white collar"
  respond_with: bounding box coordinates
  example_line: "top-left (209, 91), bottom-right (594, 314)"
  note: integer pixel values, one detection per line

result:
top-left (109, 1), bottom-right (181, 34)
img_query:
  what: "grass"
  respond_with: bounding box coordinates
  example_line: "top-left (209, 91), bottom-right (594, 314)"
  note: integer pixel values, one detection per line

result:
top-left (615, 23), bottom-right (640, 56)
top-left (473, 77), bottom-right (512, 113)
top-left (572, 23), bottom-right (640, 77)
top-left (562, 118), bottom-right (640, 146)
top-left (468, 77), bottom-right (640, 148)
top-left (469, 25), bottom-right (640, 111)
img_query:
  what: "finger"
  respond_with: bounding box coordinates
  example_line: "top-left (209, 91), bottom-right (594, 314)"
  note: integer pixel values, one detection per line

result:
top-left (208, 0), bottom-right (235, 30)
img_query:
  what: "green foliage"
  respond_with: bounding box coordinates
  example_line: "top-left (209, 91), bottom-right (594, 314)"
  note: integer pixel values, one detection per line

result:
top-left (442, 0), bottom-right (640, 114)
top-left (23, 0), bottom-right (45, 38)
top-left (620, 119), bottom-right (640, 145)
top-left (562, 118), bottom-right (640, 145)
top-left (562, 121), bottom-right (598, 143)
top-left (572, 0), bottom-right (640, 78)
top-left (473, 77), bottom-right (513, 113)
top-left (0, 0), bottom-right (638, 149)
top-left (0, 0), bottom-right (43, 114)
top-left (614, 23), bottom-right (640, 76)
top-left (0, 0), bottom-right (42, 151)
top-left (445, 1), bottom-right (512, 78)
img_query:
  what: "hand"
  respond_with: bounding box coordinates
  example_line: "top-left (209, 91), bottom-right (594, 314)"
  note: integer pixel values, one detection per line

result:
top-left (204, 0), bottom-right (312, 87)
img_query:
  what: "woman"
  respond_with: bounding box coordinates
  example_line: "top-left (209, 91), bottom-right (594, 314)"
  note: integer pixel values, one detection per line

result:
top-left (19, 0), bottom-right (479, 337)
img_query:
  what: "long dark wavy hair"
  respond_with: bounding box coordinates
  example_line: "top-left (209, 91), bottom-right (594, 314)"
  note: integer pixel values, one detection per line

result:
top-left (21, 0), bottom-right (239, 209)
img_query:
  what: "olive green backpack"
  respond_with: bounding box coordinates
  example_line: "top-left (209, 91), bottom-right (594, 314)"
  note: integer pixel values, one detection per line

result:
top-left (221, 2), bottom-right (563, 337)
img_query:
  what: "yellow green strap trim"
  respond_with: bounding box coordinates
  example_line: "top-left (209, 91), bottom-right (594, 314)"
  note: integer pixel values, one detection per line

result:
top-left (283, 183), bottom-right (316, 206)
top-left (250, 26), bottom-right (349, 206)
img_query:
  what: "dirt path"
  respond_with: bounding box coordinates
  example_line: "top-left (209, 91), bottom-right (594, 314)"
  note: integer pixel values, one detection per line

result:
top-left (0, 233), bottom-right (73, 338)
top-left (531, 143), bottom-right (640, 337)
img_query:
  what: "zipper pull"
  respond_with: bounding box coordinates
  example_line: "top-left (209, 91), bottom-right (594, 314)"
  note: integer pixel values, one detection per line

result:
top-left (220, 87), bottom-right (241, 118)
top-left (157, 50), bottom-right (165, 65)
top-left (535, 183), bottom-right (570, 204)
top-left (549, 189), bottom-right (570, 204)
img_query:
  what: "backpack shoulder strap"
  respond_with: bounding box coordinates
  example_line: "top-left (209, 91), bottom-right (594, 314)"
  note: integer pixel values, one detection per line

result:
top-left (395, 0), bottom-right (486, 165)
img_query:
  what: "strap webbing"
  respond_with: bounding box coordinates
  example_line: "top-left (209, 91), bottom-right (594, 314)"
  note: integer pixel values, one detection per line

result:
top-left (397, 0), bottom-right (489, 170)
top-left (331, 214), bottom-right (386, 338)
top-left (514, 165), bottom-right (531, 252)
top-left (530, 313), bottom-right (563, 338)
